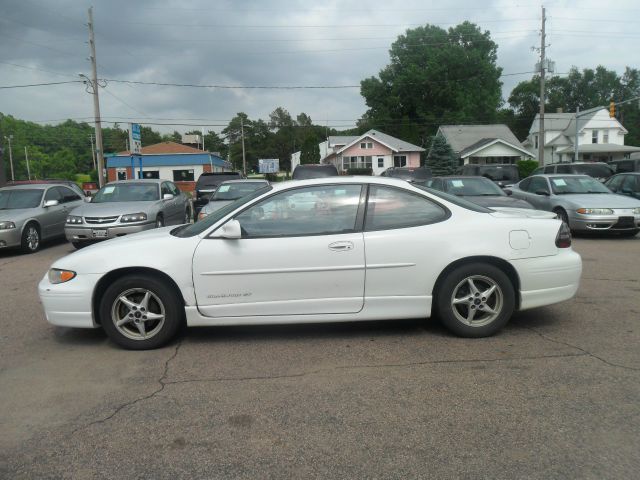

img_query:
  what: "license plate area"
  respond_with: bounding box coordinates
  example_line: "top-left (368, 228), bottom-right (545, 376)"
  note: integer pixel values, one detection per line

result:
top-left (614, 216), bottom-right (635, 228)
top-left (92, 229), bottom-right (108, 238)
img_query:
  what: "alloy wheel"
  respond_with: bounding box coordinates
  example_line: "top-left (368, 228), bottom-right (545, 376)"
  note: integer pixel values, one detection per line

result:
top-left (450, 275), bottom-right (504, 327)
top-left (26, 226), bottom-right (40, 251)
top-left (110, 288), bottom-right (166, 341)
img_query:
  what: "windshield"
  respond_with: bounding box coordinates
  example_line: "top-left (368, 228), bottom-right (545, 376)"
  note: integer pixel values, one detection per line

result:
top-left (196, 174), bottom-right (241, 188)
top-left (573, 164), bottom-right (613, 178)
top-left (414, 185), bottom-right (493, 213)
top-left (550, 176), bottom-right (611, 194)
top-left (478, 166), bottom-right (519, 182)
top-left (92, 183), bottom-right (159, 203)
top-left (212, 182), bottom-right (268, 201)
top-left (173, 185), bottom-right (272, 237)
top-left (443, 178), bottom-right (505, 196)
top-left (0, 189), bottom-right (44, 209)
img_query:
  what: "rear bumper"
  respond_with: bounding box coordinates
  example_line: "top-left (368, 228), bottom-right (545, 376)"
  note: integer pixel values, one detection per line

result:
top-left (65, 222), bottom-right (155, 242)
top-left (513, 250), bottom-right (582, 310)
top-left (38, 272), bottom-right (102, 328)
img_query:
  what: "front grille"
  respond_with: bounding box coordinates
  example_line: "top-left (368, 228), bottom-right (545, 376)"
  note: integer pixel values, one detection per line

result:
top-left (84, 216), bottom-right (119, 224)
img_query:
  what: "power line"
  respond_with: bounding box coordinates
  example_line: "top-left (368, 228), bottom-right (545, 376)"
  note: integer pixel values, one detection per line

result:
top-left (0, 80), bottom-right (83, 89)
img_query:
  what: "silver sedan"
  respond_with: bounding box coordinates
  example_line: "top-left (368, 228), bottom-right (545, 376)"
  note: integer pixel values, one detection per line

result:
top-left (0, 184), bottom-right (85, 253)
top-left (509, 174), bottom-right (640, 236)
top-left (65, 179), bottom-right (191, 248)
top-left (197, 179), bottom-right (269, 221)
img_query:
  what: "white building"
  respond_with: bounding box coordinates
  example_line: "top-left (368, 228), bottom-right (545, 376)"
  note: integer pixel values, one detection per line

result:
top-left (525, 108), bottom-right (640, 164)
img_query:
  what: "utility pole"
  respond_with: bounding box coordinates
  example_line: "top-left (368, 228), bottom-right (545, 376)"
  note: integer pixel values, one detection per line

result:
top-left (240, 117), bottom-right (246, 175)
top-left (87, 7), bottom-right (105, 187)
top-left (201, 127), bottom-right (206, 151)
top-left (25, 146), bottom-right (31, 180)
top-left (89, 134), bottom-right (96, 170)
top-left (537, 5), bottom-right (546, 167)
top-left (4, 135), bottom-right (14, 181)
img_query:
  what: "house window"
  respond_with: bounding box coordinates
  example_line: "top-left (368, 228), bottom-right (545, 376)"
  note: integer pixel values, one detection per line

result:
top-left (139, 170), bottom-right (159, 179)
top-left (367, 142), bottom-right (373, 149)
top-left (534, 135), bottom-right (539, 149)
top-left (360, 142), bottom-right (366, 149)
top-left (592, 130), bottom-right (598, 144)
top-left (173, 169), bottom-right (195, 181)
top-left (393, 155), bottom-right (407, 167)
top-left (378, 157), bottom-right (384, 168)
top-left (360, 142), bottom-right (373, 149)
top-left (117, 170), bottom-right (127, 180)
top-left (603, 131), bottom-right (609, 144)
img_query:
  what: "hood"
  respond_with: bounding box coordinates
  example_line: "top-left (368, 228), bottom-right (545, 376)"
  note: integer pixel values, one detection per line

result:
top-left (0, 208), bottom-right (37, 222)
top-left (465, 195), bottom-right (534, 209)
top-left (489, 208), bottom-right (558, 220)
top-left (553, 193), bottom-right (640, 209)
top-left (70, 201), bottom-right (158, 217)
top-left (201, 199), bottom-right (233, 215)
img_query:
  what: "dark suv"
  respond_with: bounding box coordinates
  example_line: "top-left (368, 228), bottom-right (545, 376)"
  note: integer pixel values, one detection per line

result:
top-left (292, 164), bottom-right (339, 180)
top-left (531, 162), bottom-right (613, 182)
top-left (379, 167), bottom-right (433, 183)
top-left (608, 158), bottom-right (640, 174)
top-left (459, 164), bottom-right (520, 188)
top-left (194, 172), bottom-right (243, 214)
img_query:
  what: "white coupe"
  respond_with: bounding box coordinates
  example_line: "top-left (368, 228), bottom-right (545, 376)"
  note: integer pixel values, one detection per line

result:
top-left (39, 177), bottom-right (582, 350)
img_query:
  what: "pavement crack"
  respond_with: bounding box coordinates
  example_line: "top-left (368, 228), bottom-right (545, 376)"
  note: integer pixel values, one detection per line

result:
top-left (163, 351), bottom-right (588, 386)
top-left (71, 340), bottom-right (182, 434)
top-left (525, 327), bottom-right (640, 372)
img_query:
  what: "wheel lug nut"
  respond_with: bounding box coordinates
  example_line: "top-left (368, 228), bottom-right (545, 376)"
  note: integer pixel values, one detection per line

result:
top-left (132, 306), bottom-right (137, 311)
top-left (475, 293), bottom-right (480, 297)
top-left (482, 297), bottom-right (486, 301)
top-left (470, 305), bottom-right (476, 309)
top-left (143, 316), bottom-right (147, 320)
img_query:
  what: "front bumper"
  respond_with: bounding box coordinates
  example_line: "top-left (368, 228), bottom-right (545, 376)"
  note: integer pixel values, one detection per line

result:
top-left (0, 227), bottom-right (22, 249)
top-left (568, 211), bottom-right (640, 232)
top-left (38, 272), bottom-right (103, 328)
top-left (65, 221), bottom-right (156, 242)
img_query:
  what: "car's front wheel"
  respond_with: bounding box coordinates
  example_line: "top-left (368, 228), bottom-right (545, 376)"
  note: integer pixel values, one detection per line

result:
top-left (21, 223), bottom-right (41, 253)
top-left (436, 263), bottom-right (515, 337)
top-left (99, 274), bottom-right (183, 350)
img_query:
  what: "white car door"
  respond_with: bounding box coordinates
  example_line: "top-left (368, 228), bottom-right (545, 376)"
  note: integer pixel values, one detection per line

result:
top-left (192, 184), bottom-right (366, 317)
top-left (361, 185), bottom-right (452, 316)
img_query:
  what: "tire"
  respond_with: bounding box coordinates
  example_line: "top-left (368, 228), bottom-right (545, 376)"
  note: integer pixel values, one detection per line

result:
top-left (21, 223), bottom-right (41, 254)
top-left (155, 215), bottom-right (164, 228)
top-left (553, 208), bottom-right (569, 227)
top-left (184, 209), bottom-right (191, 224)
top-left (436, 263), bottom-right (515, 338)
top-left (72, 241), bottom-right (86, 250)
top-left (99, 274), bottom-right (183, 350)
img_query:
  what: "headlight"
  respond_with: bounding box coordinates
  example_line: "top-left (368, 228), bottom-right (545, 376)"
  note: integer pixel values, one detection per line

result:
top-left (120, 212), bottom-right (148, 223)
top-left (198, 211), bottom-right (208, 221)
top-left (0, 221), bottom-right (16, 230)
top-left (634, 208), bottom-right (640, 215)
top-left (576, 208), bottom-right (614, 215)
top-left (66, 215), bottom-right (83, 224)
top-left (48, 268), bottom-right (76, 284)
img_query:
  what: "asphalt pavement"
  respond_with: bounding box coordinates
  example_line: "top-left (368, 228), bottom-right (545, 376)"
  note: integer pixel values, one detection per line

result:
top-left (1, 234), bottom-right (639, 479)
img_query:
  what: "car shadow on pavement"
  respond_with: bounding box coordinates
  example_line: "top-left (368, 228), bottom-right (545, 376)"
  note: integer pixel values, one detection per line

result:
top-left (52, 326), bottom-right (108, 346)
top-left (508, 308), bottom-right (562, 330)
top-left (0, 236), bottom-right (71, 259)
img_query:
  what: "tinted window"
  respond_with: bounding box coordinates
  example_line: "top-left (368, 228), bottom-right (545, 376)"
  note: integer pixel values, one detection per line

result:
top-left (518, 177), bottom-right (532, 190)
top-left (622, 175), bottom-right (638, 192)
top-left (365, 185), bottom-right (447, 231)
top-left (196, 173), bottom-right (242, 189)
top-left (212, 182), bottom-right (268, 201)
top-left (44, 187), bottom-right (62, 202)
top-left (168, 182), bottom-right (181, 196)
top-left (442, 177), bottom-right (504, 196)
top-left (477, 165), bottom-right (519, 182)
top-left (414, 186), bottom-right (492, 213)
top-left (58, 186), bottom-right (81, 203)
top-left (531, 167), bottom-right (544, 175)
top-left (612, 161), bottom-right (632, 173)
top-left (572, 164), bottom-right (613, 178)
top-left (236, 185), bottom-right (362, 237)
top-left (292, 165), bottom-right (339, 180)
top-left (606, 175), bottom-right (625, 191)
top-left (386, 167), bottom-right (432, 181)
top-left (527, 177), bottom-right (549, 193)
top-left (544, 166), bottom-right (556, 174)
top-left (161, 183), bottom-right (172, 197)
top-left (0, 189), bottom-right (44, 209)
top-left (555, 164), bottom-right (571, 174)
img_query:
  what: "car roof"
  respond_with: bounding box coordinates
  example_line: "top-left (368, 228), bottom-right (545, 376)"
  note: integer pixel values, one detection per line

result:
top-left (107, 179), bottom-right (163, 185)
top-left (530, 174), bottom-right (592, 178)
top-left (0, 183), bottom-right (61, 191)
top-left (218, 179), bottom-right (269, 185)
top-left (267, 175), bottom-right (426, 192)
top-left (609, 172), bottom-right (640, 176)
top-left (433, 175), bottom-right (491, 179)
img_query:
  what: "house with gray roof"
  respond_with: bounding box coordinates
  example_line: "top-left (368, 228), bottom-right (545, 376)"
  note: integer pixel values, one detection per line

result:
top-left (524, 108), bottom-right (640, 164)
top-left (291, 129), bottom-right (425, 175)
top-left (435, 124), bottom-right (533, 166)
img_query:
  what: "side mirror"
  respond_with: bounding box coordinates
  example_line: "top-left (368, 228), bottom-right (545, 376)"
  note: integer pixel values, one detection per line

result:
top-left (163, 193), bottom-right (174, 200)
top-left (535, 189), bottom-right (550, 196)
top-left (211, 219), bottom-right (242, 239)
top-left (43, 199), bottom-right (59, 207)
top-left (504, 189), bottom-right (513, 196)
top-left (84, 196), bottom-right (92, 203)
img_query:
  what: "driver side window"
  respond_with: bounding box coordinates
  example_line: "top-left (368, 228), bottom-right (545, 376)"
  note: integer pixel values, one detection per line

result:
top-left (527, 177), bottom-right (549, 193)
top-left (235, 185), bottom-right (362, 238)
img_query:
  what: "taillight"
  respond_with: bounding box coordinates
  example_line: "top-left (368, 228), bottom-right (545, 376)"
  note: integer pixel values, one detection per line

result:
top-left (555, 222), bottom-right (572, 248)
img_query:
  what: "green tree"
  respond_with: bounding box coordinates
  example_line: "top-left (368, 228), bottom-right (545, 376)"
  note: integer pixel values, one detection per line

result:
top-left (360, 22), bottom-right (503, 144)
top-left (300, 136), bottom-right (320, 164)
top-left (426, 135), bottom-right (457, 175)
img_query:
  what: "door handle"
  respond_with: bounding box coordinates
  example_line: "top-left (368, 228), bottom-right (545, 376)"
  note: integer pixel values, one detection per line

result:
top-left (328, 241), bottom-right (354, 252)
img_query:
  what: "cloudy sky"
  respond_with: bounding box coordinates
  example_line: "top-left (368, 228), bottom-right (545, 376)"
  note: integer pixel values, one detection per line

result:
top-left (1, 0), bottom-right (638, 134)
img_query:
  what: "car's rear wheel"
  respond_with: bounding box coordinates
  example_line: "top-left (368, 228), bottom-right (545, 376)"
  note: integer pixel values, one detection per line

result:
top-left (71, 241), bottom-right (86, 250)
top-left (21, 223), bottom-right (40, 253)
top-left (99, 274), bottom-right (183, 350)
top-left (436, 263), bottom-right (515, 337)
